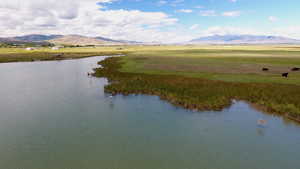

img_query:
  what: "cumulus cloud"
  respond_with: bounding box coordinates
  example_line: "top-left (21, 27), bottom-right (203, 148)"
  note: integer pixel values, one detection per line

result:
top-left (0, 0), bottom-right (192, 43)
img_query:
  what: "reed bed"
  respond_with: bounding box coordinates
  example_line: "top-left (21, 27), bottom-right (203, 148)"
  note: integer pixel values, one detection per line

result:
top-left (94, 57), bottom-right (300, 122)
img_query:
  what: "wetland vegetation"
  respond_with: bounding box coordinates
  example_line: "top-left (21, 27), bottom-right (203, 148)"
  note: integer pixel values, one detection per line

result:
top-left (92, 45), bottom-right (300, 122)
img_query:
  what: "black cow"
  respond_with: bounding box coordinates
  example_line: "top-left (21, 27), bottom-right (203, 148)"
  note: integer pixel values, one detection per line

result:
top-left (55, 54), bottom-right (63, 58)
top-left (262, 68), bottom-right (269, 71)
top-left (291, 67), bottom-right (300, 71)
top-left (282, 73), bottom-right (289, 78)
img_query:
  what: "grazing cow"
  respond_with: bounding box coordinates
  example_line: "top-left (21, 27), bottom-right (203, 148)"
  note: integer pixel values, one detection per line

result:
top-left (291, 67), bottom-right (300, 71)
top-left (262, 68), bottom-right (269, 71)
top-left (282, 73), bottom-right (289, 78)
top-left (55, 54), bottom-right (63, 58)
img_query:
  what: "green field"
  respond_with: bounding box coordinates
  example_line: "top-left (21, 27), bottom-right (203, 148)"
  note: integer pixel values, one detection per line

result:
top-left (2, 45), bottom-right (300, 122)
top-left (120, 46), bottom-right (300, 85)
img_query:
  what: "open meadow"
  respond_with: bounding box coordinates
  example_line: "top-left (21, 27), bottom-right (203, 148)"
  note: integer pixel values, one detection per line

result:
top-left (120, 45), bottom-right (300, 85)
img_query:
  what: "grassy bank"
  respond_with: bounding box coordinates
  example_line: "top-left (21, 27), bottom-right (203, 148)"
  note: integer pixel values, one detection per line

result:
top-left (0, 45), bottom-right (219, 63)
top-left (0, 47), bottom-right (127, 63)
top-left (93, 49), bottom-right (300, 122)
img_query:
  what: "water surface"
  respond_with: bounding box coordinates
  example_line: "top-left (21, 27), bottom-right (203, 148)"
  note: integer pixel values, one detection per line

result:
top-left (0, 56), bottom-right (299, 169)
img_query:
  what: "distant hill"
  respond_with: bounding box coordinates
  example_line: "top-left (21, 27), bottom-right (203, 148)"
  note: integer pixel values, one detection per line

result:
top-left (95, 36), bottom-right (142, 44)
top-left (189, 35), bottom-right (300, 44)
top-left (0, 37), bottom-right (20, 44)
top-left (1, 34), bottom-right (143, 46)
top-left (0, 37), bottom-right (52, 46)
top-left (14, 34), bottom-right (62, 42)
top-left (49, 35), bottom-right (144, 46)
top-left (95, 36), bottom-right (124, 43)
top-left (48, 35), bottom-right (110, 46)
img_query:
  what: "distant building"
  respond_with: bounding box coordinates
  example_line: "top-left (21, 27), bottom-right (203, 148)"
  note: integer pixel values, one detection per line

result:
top-left (25, 47), bottom-right (34, 51)
top-left (51, 47), bottom-right (60, 50)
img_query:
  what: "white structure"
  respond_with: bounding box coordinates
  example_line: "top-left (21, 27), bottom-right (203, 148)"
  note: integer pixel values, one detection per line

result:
top-left (51, 47), bottom-right (60, 50)
top-left (25, 47), bottom-right (34, 51)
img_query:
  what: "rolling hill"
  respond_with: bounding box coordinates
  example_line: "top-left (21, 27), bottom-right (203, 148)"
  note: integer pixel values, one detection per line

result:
top-left (48, 35), bottom-right (109, 46)
top-left (2, 34), bottom-right (300, 46)
top-left (0, 34), bottom-right (131, 46)
top-left (0, 37), bottom-right (53, 46)
top-left (14, 34), bottom-right (63, 42)
top-left (189, 35), bottom-right (300, 44)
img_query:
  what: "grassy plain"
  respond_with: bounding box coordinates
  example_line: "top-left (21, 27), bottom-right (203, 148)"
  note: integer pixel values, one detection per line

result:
top-left (120, 45), bottom-right (300, 85)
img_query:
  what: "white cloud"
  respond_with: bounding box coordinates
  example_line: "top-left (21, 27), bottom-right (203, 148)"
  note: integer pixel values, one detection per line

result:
top-left (199, 26), bottom-right (260, 36)
top-left (268, 16), bottom-right (278, 22)
top-left (200, 10), bottom-right (241, 17)
top-left (0, 0), bottom-right (192, 43)
top-left (176, 9), bottom-right (193, 13)
top-left (157, 0), bottom-right (185, 7)
top-left (200, 10), bottom-right (217, 16)
top-left (229, 0), bottom-right (237, 2)
top-left (195, 6), bottom-right (204, 9)
top-left (222, 11), bottom-right (241, 17)
top-left (189, 24), bottom-right (200, 30)
top-left (171, 0), bottom-right (185, 6)
top-left (157, 0), bottom-right (167, 6)
top-left (271, 26), bottom-right (300, 39)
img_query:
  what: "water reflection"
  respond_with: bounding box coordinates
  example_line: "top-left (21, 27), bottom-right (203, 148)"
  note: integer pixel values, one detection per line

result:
top-left (256, 127), bottom-right (266, 136)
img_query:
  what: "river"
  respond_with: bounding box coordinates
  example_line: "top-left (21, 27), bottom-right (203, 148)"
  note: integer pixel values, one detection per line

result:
top-left (0, 56), bottom-right (299, 169)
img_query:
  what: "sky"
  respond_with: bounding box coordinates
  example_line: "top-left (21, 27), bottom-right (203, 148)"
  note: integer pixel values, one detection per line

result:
top-left (0, 0), bottom-right (300, 42)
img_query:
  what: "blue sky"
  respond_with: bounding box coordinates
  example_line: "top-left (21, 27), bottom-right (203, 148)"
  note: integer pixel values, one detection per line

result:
top-left (1, 0), bottom-right (300, 42)
top-left (104, 0), bottom-right (300, 32)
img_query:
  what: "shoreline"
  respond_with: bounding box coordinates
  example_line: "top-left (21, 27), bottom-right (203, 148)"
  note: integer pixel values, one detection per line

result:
top-left (93, 57), bottom-right (300, 124)
top-left (0, 52), bottom-right (124, 63)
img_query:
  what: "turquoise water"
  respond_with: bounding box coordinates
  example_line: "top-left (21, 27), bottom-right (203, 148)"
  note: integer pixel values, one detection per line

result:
top-left (0, 56), bottom-right (299, 169)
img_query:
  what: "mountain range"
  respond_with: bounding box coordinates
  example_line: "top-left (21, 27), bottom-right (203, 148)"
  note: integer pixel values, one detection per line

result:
top-left (189, 35), bottom-right (300, 44)
top-left (1, 34), bottom-right (300, 46)
top-left (0, 34), bottom-right (142, 46)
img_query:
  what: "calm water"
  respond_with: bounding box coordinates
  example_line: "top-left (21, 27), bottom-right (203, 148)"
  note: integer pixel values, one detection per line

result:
top-left (0, 56), bottom-right (300, 169)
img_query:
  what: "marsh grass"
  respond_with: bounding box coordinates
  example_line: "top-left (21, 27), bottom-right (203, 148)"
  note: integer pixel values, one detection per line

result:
top-left (94, 57), bottom-right (300, 122)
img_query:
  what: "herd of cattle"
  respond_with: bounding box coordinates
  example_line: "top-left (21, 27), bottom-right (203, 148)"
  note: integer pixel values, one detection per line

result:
top-left (262, 67), bottom-right (300, 78)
